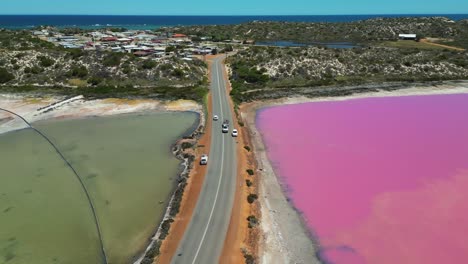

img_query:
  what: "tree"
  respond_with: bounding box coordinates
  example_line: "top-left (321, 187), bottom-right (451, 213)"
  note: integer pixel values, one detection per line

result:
top-left (0, 68), bottom-right (14, 83)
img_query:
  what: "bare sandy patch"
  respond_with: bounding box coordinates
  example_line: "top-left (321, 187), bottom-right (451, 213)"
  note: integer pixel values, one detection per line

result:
top-left (0, 94), bottom-right (202, 135)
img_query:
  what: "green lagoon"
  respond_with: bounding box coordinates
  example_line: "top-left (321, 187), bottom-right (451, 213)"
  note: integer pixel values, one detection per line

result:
top-left (0, 112), bottom-right (198, 264)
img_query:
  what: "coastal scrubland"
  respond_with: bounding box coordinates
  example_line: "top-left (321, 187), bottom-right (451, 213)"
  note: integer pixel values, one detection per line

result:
top-left (0, 30), bottom-right (208, 101)
top-left (227, 46), bottom-right (468, 103)
top-left (161, 17), bottom-right (468, 48)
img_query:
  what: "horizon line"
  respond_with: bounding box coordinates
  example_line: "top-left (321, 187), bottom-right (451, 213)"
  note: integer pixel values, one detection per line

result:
top-left (1, 13), bottom-right (467, 16)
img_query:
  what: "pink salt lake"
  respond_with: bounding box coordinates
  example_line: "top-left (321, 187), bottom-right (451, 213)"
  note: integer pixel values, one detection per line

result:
top-left (257, 94), bottom-right (468, 264)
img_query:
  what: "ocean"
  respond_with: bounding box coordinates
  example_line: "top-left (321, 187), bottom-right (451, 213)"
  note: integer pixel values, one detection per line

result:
top-left (1, 14), bottom-right (468, 30)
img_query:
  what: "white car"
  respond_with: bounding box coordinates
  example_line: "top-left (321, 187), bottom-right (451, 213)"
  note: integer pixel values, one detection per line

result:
top-left (232, 129), bottom-right (238, 137)
top-left (213, 115), bottom-right (219, 121)
top-left (200, 154), bottom-right (208, 165)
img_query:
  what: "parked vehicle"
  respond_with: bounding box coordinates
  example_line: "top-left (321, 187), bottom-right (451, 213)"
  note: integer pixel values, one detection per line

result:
top-left (232, 129), bottom-right (238, 137)
top-left (200, 154), bottom-right (208, 165)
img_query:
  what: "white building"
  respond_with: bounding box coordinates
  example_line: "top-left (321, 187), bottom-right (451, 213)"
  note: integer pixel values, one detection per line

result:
top-left (398, 34), bottom-right (417, 40)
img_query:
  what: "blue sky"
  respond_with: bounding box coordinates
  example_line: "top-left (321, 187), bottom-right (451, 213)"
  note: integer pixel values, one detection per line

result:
top-left (1, 0), bottom-right (467, 15)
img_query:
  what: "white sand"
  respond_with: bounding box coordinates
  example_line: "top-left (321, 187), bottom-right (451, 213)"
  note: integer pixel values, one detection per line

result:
top-left (0, 94), bottom-right (202, 135)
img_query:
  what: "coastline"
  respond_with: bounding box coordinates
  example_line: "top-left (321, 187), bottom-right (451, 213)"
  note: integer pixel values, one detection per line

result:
top-left (240, 81), bottom-right (468, 264)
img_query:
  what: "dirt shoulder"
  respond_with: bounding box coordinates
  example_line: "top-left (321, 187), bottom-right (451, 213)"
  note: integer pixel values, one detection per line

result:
top-left (155, 93), bottom-right (212, 264)
top-left (154, 57), bottom-right (217, 264)
top-left (219, 56), bottom-right (260, 264)
top-left (240, 82), bottom-right (468, 264)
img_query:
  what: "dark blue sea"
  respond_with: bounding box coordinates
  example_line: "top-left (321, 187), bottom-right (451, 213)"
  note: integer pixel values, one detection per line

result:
top-left (1, 15), bottom-right (467, 30)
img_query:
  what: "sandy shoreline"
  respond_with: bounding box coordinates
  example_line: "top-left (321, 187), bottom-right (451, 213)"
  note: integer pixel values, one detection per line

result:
top-left (0, 93), bottom-right (202, 135)
top-left (241, 82), bottom-right (468, 264)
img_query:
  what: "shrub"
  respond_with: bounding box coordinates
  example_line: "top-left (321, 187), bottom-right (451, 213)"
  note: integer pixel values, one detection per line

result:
top-left (142, 60), bottom-right (157, 69)
top-left (181, 142), bottom-right (193, 150)
top-left (247, 215), bottom-right (258, 228)
top-left (0, 68), bottom-right (14, 83)
top-left (37, 55), bottom-right (55, 67)
top-left (67, 49), bottom-right (84, 60)
top-left (246, 169), bottom-right (254, 176)
top-left (159, 218), bottom-right (174, 240)
top-left (244, 253), bottom-right (256, 264)
top-left (165, 46), bottom-right (176, 53)
top-left (69, 65), bottom-right (88, 78)
top-left (172, 68), bottom-right (185, 77)
top-left (103, 53), bottom-right (124, 67)
top-left (122, 65), bottom-right (132, 74)
top-left (29, 66), bottom-right (43, 74)
top-left (88, 76), bottom-right (103, 86)
top-left (244, 146), bottom-right (251, 152)
top-left (246, 179), bottom-right (253, 187)
top-left (247, 194), bottom-right (258, 204)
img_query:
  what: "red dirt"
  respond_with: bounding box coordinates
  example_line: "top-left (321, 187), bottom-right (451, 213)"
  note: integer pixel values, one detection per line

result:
top-left (155, 62), bottom-right (214, 264)
top-left (156, 55), bottom-right (260, 264)
top-left (219, 57), bottom-right (260, 264)
top-left (420, 38), bottom-right (465, 51)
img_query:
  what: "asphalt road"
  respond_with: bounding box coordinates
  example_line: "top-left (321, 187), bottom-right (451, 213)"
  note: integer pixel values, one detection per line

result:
top-left (171, 56), bottom-right (238, 264)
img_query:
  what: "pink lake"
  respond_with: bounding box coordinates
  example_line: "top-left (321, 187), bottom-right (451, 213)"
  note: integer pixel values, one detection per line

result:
top-left (257, 94), bottom-right (468, 264)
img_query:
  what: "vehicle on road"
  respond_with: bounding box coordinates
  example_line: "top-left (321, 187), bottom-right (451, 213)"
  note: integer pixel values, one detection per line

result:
top-left (222, 120), bottom-right (229, 133)
top-left (232, 129), bottom-right (238, 137)
top-left (200, 154), bottom-right (208, 165)
top-left (213, 115), bottom-right (219, 121)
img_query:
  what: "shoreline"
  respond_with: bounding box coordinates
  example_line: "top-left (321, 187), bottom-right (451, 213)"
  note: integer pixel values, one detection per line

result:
top-left (240, 82), bottom-right (468, 264)
top-left (0, 93), bottom-right (202, 135)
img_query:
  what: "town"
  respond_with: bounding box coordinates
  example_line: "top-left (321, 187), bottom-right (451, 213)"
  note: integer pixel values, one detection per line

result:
top-left (31, 27), bottom-right (234, 60)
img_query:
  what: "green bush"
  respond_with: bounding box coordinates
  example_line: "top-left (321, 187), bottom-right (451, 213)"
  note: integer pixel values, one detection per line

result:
top-left (88, 76), bottom-right (103, 86)
top-left (244, 146), bottom-right (251, 152)
top-left (244, 254), bottom-right (256, 264)
top-left (246, 169), bottom-right (254, 176)
top-left (103, 53), bottom-right (124, 67)
top-left (67, 49), bottom-right (84, 60)
top-left (247, 194), bottom-right (258, 204)
top-left (37, 55), bottom-right (55, 67)
top-left (69, 65), bottom-right (88, 78)
top-left (246, 179), bottom-right (253, 187)
top-left (181, 142), bottom-right (193, 150)
top-left (247, 215), bottom-right (258, 228)
top-left (0, 68), bottom-right (14, 83)
top-left (142, 60), bottom-right (157, 69)
top-left (165, 46), bottom-right (176, 53)
top-left (122, 65), bottom-right (132, 74)
top-left (30, 66), bottom-right (43, 74)
top-left (172, 68), bottom-right (185, 77)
